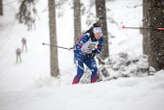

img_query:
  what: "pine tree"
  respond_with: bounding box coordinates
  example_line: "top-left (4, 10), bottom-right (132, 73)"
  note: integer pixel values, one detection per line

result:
top-left (73, 0), bottom-right (81, 43)
top-left (142, 0), bottom-right (150, 55)
top-left (16, 0), bottom-right (37, 30)
top-left (0, 0), bottom-right (3, 15)
top-left (95, 0), bottom-right (109, 60)
top-left (146, 0), bottom-right (164, 70)
top-left (48, 0), bottom-right (60, 77)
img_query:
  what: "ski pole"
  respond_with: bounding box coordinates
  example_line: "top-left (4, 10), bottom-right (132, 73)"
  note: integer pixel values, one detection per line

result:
top-left (122, 25), bottom-right (164, 30)
top-left (42, 42), bottom-right (74, 50)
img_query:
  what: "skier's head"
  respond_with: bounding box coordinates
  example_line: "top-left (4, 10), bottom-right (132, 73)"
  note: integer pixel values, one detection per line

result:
top-left (93, 22), bottom-right (101, 27)
top-left (84, 22), bottom-right (102, 40)
top-left (93, 22), bottom-right (102, 40)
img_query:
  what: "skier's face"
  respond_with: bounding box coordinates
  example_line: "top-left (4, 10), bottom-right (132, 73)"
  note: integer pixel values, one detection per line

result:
top-left (93, 27), bottom-right (102, 40)
top-left (94, 32), bottom-right (102, 40)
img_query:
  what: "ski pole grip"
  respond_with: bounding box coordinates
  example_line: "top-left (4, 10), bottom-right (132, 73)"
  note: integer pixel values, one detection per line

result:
top-left (122, 25), bottom-right (126, 29)
top-left (42, 42), bottom-right (45, 45)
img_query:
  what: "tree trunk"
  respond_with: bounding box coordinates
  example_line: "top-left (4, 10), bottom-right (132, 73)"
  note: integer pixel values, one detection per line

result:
top-left (73, 0), bottom-right (81, 43)
top-left (95, 0), bottom-right (109, 60)
top-left (48, 0), bottom-right (60, 77)
top-left (142, 0), bottom-right (150, 55)
top-left (0, 0), bottom-right (3, 15)
top-left (147, 0), bottom-right (164, 70)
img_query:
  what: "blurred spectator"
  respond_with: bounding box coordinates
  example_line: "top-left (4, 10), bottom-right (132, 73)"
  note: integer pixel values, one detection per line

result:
top-left (21, 37), bottom-right (27, 52)
top-left (16, 48), bottom-right (22, 63)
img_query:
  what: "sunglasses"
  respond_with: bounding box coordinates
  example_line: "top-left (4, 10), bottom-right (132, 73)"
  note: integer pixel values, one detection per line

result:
top-left (93, 27), bottom-right (102, 34)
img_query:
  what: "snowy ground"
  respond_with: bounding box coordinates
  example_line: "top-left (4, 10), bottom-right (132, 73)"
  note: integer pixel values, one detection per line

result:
top-left (0, 0), bottom-right (164, 110)
top-left (1, 71), bottom-right (164, 110)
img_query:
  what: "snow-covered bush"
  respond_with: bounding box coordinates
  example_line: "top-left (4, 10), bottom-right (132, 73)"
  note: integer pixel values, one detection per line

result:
top-left (80, 52), bottom-right (155, 84)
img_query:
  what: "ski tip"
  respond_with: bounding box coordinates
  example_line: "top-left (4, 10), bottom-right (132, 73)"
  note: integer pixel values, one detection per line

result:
top-left (122, 25), bottom-right (125, 29)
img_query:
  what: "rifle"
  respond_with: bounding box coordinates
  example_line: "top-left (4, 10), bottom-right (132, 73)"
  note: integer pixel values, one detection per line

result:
top-left (122, 25), bottom-right (164, 30)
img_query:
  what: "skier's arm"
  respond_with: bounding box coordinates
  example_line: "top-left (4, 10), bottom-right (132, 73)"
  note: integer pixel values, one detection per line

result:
top-left (96, 37), bottom-right (104, 56)
top-left (75, 33), bottom-right (90, 53)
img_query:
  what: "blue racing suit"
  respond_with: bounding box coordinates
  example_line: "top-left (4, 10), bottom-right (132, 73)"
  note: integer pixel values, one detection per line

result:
top-left (72, 33), bottom-right (104, 84)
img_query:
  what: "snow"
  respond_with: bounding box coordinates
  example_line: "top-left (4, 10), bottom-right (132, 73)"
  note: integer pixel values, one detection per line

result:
top-left (1, 71), bottom-right (164, 110)
top-left (0, 0), bottom-right (164, 110)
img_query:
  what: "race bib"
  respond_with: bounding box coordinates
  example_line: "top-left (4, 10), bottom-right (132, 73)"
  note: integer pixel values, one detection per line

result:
top-left (81, 41), bottom-right (98, 54)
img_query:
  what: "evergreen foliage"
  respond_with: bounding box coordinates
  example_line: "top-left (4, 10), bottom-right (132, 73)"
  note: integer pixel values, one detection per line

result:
top-left (16, 0), bottom-right (37, 30)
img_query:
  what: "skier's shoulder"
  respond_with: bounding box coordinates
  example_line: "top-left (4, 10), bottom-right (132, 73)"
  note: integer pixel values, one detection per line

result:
top-left (82, 33), bottom-right (90, 38)
top-left (22, 37), bottom-right (26, 41)
top-left (16, 48), bottom-right (21, 53)
top-left (99, 36), bottom-right (104, 43)
top-left (17, 48), bottom-right (21, 50)
top-left (79, 33), bottom-right (90, 42)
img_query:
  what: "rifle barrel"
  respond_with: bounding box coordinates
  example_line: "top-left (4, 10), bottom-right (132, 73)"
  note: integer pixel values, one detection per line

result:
top-left (122, 25), bottom-right (164, 30)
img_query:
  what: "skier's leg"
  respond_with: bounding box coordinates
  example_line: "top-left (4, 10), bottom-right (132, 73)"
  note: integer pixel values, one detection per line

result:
top-left (16, 55), bottom-right (18, 63)
top-left (19, 55), bottom-right (22, 62)
top-left (25, 44), bottom-right (28, 52)
top-left (72, 60), bottom-right (84, 84)
top-left (85, 58), bottom-right (98, 83)
top-left (22, 45), bottom-right (24, 52)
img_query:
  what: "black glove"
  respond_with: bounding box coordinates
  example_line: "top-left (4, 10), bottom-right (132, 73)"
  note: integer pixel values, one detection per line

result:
top-left (86, 49), bottom-right (97, 58)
